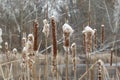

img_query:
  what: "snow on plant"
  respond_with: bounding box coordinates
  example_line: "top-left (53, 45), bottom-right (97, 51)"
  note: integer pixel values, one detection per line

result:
top-left (26, 34), bottom-right (34, 51)
top-left (62, 23), bottom-right (74, 38)
top-left (42, 19), bottom-right (49, 37)
top-left (82, 26), bottom-right (95, 36)
top-left (5, 42), bottom-right (8, 50)
top-left (62, 23), bottom-right (74, 80)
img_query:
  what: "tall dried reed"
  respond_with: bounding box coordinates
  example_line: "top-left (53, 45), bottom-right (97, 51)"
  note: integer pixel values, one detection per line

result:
top-left (110, 48), bottom-right (114, 66)
top-left (71, 43), bottom-right (76, 80)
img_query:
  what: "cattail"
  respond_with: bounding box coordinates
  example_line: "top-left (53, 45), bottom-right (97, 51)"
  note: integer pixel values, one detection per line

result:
top-left (94, 29), bottom-right (97, 49)
top-left (42, 19), bottom-right (50, 38)
top-left (101, 24), bottom-right (105, 45)
top-left (71, 43), bottom-right (76, 80)
top-left (42, 19), bottom-right (49, 80)
top-left (98, 60), bottom-right (104, 80)
top-left (82, 26), bottom-right (95, 54)
top-left (26, 34), bottom-right (34, 55)
top-left (33, 19), bottom-right (39, 51)
top-left (62, 23), bottom-right (73, 80)
top-left (110, 48), bottom-right (114, 66)
top-left (12, 48), bottom-right (18, 59)
top-left (51, 16), bottom-right (57, 77)
top-left (82, 26), bottom-right (94, 79)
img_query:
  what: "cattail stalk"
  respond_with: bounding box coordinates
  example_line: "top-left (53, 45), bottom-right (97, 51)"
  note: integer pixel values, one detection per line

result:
top-left (63, 35), bottom-right (69, 80)
top-left (71, 43), bottom-right (76, 80)
top-left (101, 25), bottom-right (105, 45)
top-left (110, 48), bottom-right (114, 66)
top-left (51, 16), bottom-right (58, 80)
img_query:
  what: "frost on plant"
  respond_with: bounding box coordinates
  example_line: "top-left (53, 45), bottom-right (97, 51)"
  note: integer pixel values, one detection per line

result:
top-left (62, 23), bottom-right (74, 37)
top-left (42, 19), bottom-right (50, 37)
top-left (82, 26), bottom-right (95, 36)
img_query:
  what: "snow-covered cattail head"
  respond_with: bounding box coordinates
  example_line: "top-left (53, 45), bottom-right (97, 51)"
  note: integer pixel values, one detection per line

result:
top-left (28, 34), bottom-right (34, 42)
top-left (12, 48), bottom-right (17, 54)
top-left (43, 19), bottom-right (48, 25)
top-left (22, 37), bottom-right (26, 48)
top-left (62, 23), bottom-right (74, 38)
top-left (5, 42), bottom-right (8, 50)
top-left (98, 59), bottom-right (104, 66)
top-left (22, 47), bottom-right (28, 59)
top-left (71, 43), bottom-right (76, 49)
top-left (82, 26), bottom-right (95, 36)
top-left (42, 19), bottom-right (50, 37)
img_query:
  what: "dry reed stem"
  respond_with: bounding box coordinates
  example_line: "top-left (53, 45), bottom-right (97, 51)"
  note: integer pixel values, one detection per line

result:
top-left (33, 19), bottom-right (38, 51)
top-left (51, 16), bottom-right (57, 79)
top-left (101, 24), bottom-right (105, 45)
top-left (44, 37), bottom-right (48, 80)
top-left (71, 43), bottom-right (76, 80)
top-left (110, 48), bottom-right (114, 66)
top-left (65, 48), bottom-right (69, 80)
top-left (79, 60), bottom-right (98, 80)
top-left (63, 32), bottom-right (70, 80)
top-left (83, 33), bottom-right (86, 54)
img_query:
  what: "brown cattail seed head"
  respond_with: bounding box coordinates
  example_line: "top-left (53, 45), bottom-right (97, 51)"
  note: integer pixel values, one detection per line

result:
top-left (101, 24), bottom-right (105, 44)
top-left (34, 19), bottom-right (39, 51)
top-left (51, 16), bottom-right (57, 58)
top-left (51, 16), bottom-right (57, 72)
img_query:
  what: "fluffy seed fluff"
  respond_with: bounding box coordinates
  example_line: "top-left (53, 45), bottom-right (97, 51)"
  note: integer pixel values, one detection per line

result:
top-left (12, 48), bottom-right (17, 54)
top-left (42, 19), bottom-right (50, 37)
top-left (28, 34), bottom-right (34, 42)
top-left (82, 26), bottom-right (95, 35)
top-left (98, 59), bottom-right (104, 66)
top-left (5, 42), bottom-right (8, 50)
top-left (71, 43), bottom-right (76, 49)
top-left (62, 23), bottom-right (74, 37)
